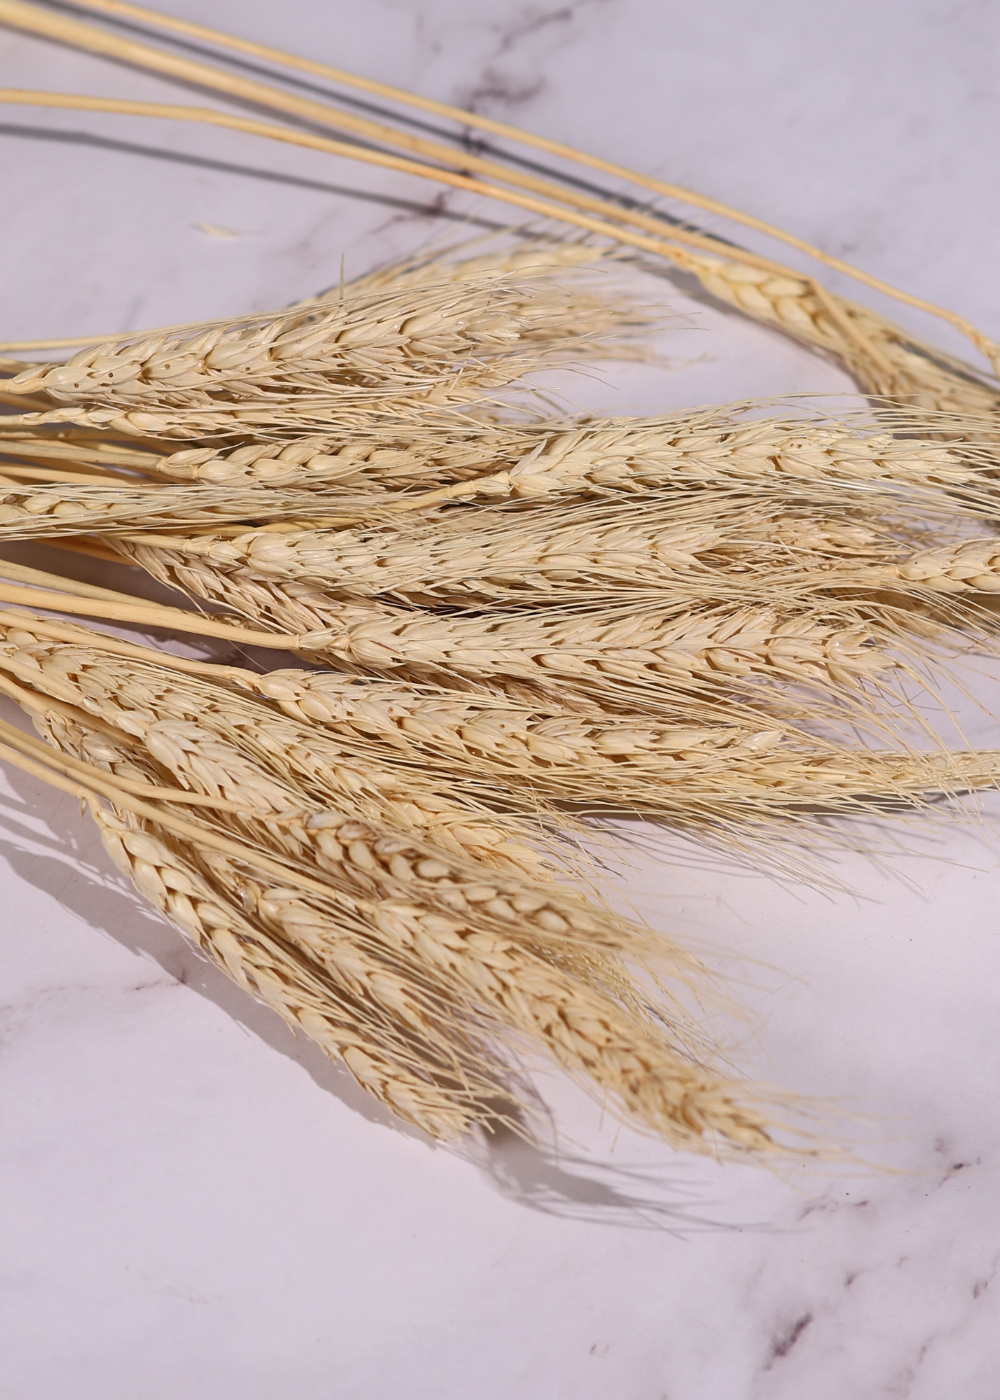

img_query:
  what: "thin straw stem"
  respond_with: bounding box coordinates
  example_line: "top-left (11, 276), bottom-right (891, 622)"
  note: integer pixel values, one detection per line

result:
top-left (0, 87), bottom-right (773, 351)
top-left (0, 606), bottom-right (253, 680)
top-left (0, 579), bottom-right (308, 647)
top-left (0, 4), bottom-right (812, 280)
top-left (0, 436), bottom-right (162, 470)
top-left (0, 7), bottom-right (825, 282)
top-left (0, 557), bottom-right (169, 604)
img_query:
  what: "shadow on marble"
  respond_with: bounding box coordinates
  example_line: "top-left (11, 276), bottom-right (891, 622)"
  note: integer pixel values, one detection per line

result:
top-left (0, 760), bottom-right (416, 1137)
top-left (457, 1121), bottom-right (779, 1236)
top-left (0, 121), bottom-right (512, 235)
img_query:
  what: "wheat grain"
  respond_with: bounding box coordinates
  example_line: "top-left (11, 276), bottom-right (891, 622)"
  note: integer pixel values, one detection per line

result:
top-left (887, 538), bottom-right (1000, 594)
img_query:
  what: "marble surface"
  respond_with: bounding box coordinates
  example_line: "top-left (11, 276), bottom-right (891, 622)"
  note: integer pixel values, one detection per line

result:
top-left (2, 3), bottom-right (1000, 1396)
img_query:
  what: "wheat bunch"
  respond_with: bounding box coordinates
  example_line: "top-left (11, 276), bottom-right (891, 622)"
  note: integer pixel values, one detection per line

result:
top-left (3, 530), bottom-right (977, 759)
top-left (0, 666), bottom-right (784, 1154)
top-left (113, 541), bottom-right (1000, 762)
top-left (105, 544), bottom-right (897, 714)
top-left (3, 413), bottom-right (989, 542)
top-left (1, 0), bottom-right (999, 1162)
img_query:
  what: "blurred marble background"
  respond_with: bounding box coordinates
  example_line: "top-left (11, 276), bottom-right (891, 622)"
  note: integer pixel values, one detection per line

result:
top-left (1, 3), bottom-right (999, 1396)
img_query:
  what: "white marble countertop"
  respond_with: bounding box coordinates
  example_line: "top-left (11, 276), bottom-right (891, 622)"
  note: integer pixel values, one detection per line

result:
top-left (1, 3), bottom-right (999, 1396)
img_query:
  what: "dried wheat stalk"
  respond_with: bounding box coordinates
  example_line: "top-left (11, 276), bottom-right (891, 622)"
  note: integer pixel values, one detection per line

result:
top-left (3, 405), bottom-right (995, 549)
top-left (251, 665), bottom-right (1000, 823)
top-left (115, 502), bottom-right (941, 611)
top-left (2, 261), bottom-right (650, 441)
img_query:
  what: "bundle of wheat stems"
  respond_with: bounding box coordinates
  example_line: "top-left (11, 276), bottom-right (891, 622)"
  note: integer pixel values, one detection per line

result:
top-left (1, 0), bottom-right (999, 1161)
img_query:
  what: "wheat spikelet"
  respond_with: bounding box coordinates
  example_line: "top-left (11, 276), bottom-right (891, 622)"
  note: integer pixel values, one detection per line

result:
top-left (251, 665), bottom-right (1000, 821)
top-left (0, 620), bottom-right (568, 881)
top-left (885, 537), bottom-right (1000, 595)
top-left (418, 408), bottom-right (997, 510)
top-left (8, 404), bottom-right (987, 512)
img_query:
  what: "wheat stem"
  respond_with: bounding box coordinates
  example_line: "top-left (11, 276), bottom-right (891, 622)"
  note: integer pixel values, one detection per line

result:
top-left (0, 581), bottom-right (322, 647)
